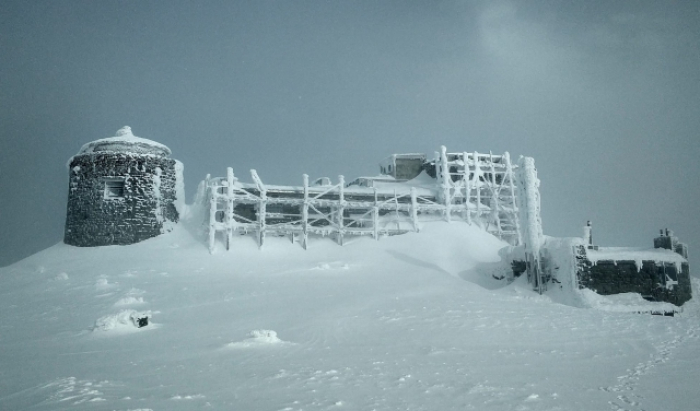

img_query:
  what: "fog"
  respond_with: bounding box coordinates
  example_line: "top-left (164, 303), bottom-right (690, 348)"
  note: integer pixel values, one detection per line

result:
top-left (1, 0), bottom-right (698, 271)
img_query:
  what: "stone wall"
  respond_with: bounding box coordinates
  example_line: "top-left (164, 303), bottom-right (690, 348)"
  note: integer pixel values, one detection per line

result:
top-left (577, 258), bottom-right (692, 306)
top-left (64, 152), bottom-right (179, 247)
top-left (395, 158), bottom-right (425, 180)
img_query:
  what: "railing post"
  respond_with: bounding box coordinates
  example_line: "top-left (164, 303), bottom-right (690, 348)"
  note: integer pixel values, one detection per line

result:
top-left (373, 187), bottom-right (379, 240)
top-left (226, 167), bottom-right (234, 250)
top-left (463, 151), bottom-right (471, 224)
top-left (208, 180), bottom-right (217, 254)
top-left (302, 174), bottom-right (309, 250)
top-left (394, 189), bottom-right (400, 231)
top-left (250, 170), bottom-right (266, 249)
top-left (504, 152), bottom-right (522, 245)
top-left (489, 151), bottom-right (503, 239)
top-left (518, 157), bottom-right (544, 293)
top-left (410, 187), bottom-right (419, 233)
top-left (440, 145), bottom-right (451, 222)
top-left (474, 151), bottom-right (481, 223)
top-left (337, 175), bottom-right (345, 246)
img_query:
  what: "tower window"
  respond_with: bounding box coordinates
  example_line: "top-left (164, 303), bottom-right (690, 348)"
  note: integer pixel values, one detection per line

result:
top-left (104, 178), bottom-right (126, 199)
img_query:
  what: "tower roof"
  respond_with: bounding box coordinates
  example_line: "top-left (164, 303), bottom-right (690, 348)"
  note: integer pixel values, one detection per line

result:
top-left (77, 126), bottom-right (171, 156)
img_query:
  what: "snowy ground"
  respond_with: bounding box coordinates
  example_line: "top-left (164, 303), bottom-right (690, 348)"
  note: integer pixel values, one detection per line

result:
top-left (0, 222), bottom-right (698, 411)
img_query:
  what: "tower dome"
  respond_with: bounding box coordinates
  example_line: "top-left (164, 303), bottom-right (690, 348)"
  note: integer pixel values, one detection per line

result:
top-left (78, 126), bottom-right (172, 156)
top-left (64, 126), bottom-right (184, 247)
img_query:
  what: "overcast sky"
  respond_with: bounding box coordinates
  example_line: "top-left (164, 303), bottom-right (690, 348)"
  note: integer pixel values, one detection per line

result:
top-left (1, 0), bottom-right (699, 271)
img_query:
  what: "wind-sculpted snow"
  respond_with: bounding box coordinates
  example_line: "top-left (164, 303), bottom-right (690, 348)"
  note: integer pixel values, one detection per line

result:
top-left (0, 222), bottom-right (697, 410)
top-left (226, 330), bottom-right (292, 348)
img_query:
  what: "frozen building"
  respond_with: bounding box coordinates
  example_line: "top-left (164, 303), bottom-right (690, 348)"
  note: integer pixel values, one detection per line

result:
top-left (63, 128), bottom-right (691, 307)
top-left (64, 126), bottom-right (184, 247)
top-left (573, 228), bottom-right (691, 306)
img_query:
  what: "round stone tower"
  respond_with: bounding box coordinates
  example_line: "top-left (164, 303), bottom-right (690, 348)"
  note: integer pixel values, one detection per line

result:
top-left (64, 126), bottom-right (184, 247)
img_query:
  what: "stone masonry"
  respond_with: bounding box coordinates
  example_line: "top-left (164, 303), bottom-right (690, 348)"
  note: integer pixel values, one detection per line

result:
top-left (64, 130), bottom-right (180, 247)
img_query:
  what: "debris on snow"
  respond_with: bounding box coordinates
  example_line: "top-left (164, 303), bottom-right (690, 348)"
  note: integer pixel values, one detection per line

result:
top-left (92, 310), bottom-right (152, 332)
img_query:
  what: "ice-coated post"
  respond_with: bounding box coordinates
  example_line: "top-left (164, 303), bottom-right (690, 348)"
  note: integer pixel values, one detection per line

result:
top-left (488, 151), bottom-right (503, 239)
top-left (440, 145), bottom-right (451, 222)
top-left (394, 189), bottom-right (401, 231)
top-left (373, 188), bottom-right (379, 240)
top-left (337, 175), bottom-right (345, 246)
top-left (226, 167), bottom-right (235, 250)
top-left (410, 187), bottom-right (419, 233)
top-left (518, 157), bottom-right (544, 293)
top-left (474, 151), bottom-right (481, 222)
top-left (208, 184), bottom-right (217, 254)
top-left (504, 152), bottom-right (521, 245)
top-left (251, 169), bottom-right (266, 249)
top-left (463, 151), bottom-right (471, 223)
top-left (302, 174), bottom-right (309, 250)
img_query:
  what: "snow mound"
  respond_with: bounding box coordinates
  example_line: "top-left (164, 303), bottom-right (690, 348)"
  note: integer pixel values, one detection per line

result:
top-left (171, 394), bottom-right (205, 400)
top-left (93, 310), bottom-right (152, 333)
top-left (53, 272), bottom-right (69, 281)
top-left (95, 277), bottom-right (117, 290)
top-left (226, 330), bottom-right (291, 348)
top-left (580, 289), bottom-right (679, 314)
top-left (313, 261), bottom-right (349, 271)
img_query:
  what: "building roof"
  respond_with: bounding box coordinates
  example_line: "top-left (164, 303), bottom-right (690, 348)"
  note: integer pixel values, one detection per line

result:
top-left (586, 247), bottom-right (687, 266)
top-left (77, 126), bottom-right (172, 156)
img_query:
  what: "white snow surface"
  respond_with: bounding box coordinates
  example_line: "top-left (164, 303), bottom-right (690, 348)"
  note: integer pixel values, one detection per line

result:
top-left (0, 221), bottom-right (698, 410)
top-left (76, 126), bottom-right (172, 156)
top-left (587, 246), bottom-right (687, 270)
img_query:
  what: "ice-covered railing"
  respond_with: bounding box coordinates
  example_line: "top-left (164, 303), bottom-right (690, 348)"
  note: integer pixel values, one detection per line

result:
top-left (201, 169), bottom-right (428, 252)
top-left (433, 146), bottom-right (525, 246)
top-left (196, 146), bottom-right (544, 267)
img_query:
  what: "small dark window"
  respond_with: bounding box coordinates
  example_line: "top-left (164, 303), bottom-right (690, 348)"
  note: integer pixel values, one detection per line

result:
top-left (104, 179), bottom-right (125, 199)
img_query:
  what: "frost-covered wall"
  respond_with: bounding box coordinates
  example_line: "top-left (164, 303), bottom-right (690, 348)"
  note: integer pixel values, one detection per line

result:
top-left (64, 127), bottom-right (181, 247)
top-left (576, 254), bottom-right (691, 306)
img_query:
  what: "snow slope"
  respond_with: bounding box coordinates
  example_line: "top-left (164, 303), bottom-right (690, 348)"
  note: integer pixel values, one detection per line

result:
top-left (0, 222), bottom-right (698, 411)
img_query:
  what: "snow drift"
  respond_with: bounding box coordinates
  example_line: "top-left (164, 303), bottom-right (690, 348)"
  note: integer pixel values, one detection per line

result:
top-left (0, 221), bottom-right (698, 411)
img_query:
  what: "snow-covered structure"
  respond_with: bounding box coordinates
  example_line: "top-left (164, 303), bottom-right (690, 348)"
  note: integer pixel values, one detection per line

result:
top-left (515, 225), bottom-right (693, 307)
top-left (379, 153), bottom-right (427, 180)
top-left (62, 128), bottom-right (690, 306)
top-left (194, 146), bottom-right (543, 261)
top-left (64, 126), bottom-right (184, 247)
top-left (572, 229), bottom-right (691, 306)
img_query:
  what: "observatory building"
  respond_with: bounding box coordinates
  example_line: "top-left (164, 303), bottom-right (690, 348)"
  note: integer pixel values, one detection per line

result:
top-left (64, 126), bottom-right (184, 246)
top-left (62, 127), bottom-right (691, 307)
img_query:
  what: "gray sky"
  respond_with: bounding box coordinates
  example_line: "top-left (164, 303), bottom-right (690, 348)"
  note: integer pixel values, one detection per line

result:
top-left (2, 0), bottom-right (699, 272)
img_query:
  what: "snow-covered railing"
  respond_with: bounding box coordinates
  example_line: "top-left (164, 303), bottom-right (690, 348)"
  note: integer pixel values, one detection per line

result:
top-left (199, 146), bottom-right (543, 267)
top-left (205, 170), bottom-right (426, 252)
top-left (433, 146), bottom-right (523, 246)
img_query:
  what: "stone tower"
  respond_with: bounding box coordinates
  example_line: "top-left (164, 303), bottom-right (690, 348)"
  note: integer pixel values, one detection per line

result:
top-left (64, 126), bottom-right (184, 247)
